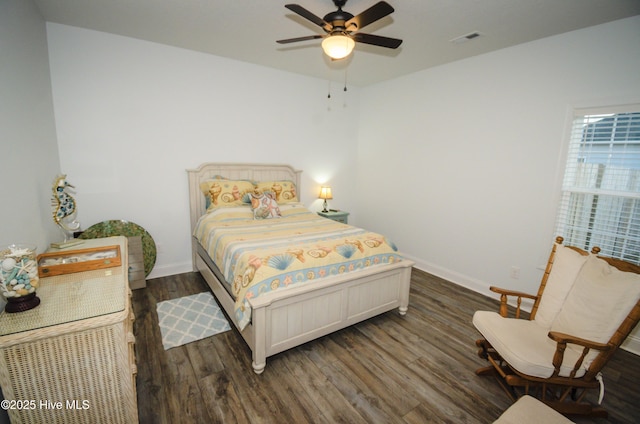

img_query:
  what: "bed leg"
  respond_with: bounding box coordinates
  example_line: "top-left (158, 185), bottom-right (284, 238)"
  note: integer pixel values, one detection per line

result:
top-left (398, 268), bottom-right (411, 316)
top-left (251, 306), bottom-right (267, 374)
top-left (252, 361), bottom-right (266, 374)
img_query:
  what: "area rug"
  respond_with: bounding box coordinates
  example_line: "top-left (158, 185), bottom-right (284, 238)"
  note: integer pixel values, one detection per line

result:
top-left (157, 292), bottom-right (231, 350)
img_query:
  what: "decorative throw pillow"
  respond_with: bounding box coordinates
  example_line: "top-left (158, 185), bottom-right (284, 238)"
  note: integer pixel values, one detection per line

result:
top-left (200, 177), bottom-right (224, 210)
top-left (200, 179), bottom-right (254, 210)
top-left (250, 192), bottom-right (281, 219)
top-left (254, 180), bottom-right (298, 204)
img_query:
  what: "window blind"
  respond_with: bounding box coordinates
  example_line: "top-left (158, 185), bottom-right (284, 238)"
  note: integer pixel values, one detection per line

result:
top-left (555, 108), bottom-right (640, 264)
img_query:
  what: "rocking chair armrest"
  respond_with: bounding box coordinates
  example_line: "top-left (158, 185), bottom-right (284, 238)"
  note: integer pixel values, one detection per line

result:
top-left (489, 286), bottom-right (537, 318)
top-left (547, 331), bottom-right (611, 352)
top-left (547, 331), bottom-right (611, 378)
top-left (489, 286), bottom-right (537, 299)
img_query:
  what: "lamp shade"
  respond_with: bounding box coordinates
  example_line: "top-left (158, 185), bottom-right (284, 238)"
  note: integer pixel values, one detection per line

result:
top-left (319, 186), bottom-right (333, 200)
top-left (321, 35), bottom-right (355, 60)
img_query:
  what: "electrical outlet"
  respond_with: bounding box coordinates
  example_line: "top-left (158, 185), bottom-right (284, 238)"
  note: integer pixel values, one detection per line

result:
top-left (510, 266), bottom-right (520, 279)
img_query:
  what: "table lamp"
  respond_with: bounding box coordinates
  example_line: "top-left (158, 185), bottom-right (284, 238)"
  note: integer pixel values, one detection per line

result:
top-left (319, 186), bottom-right (333, 213)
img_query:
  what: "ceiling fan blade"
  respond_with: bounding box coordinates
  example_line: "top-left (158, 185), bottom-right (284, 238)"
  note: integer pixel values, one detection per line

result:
top-left (276, 35), bottom-right (324, 44)
top-left (276, 34), bottom-right (324, 44)
top-left (345, 1), bottom-right (394, 31)
top-left (353, 32), bottom-right (402, 49)
top-left (285, 4), bottom-right (330, 30)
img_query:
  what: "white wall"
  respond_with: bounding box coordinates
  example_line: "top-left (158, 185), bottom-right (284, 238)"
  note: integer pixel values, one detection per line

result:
top-left (0, 0), bottom-right (61, 419)
top-left (46, 23), bottom-right (361, 278)
top-left (0, 2), bottom-right (61, 294)
top-left (356, 16), bottom-right (640, 350)
top-left (0, 1), bottom-right (61, 249)
top-left (358, 16), bottom-right (640, 295)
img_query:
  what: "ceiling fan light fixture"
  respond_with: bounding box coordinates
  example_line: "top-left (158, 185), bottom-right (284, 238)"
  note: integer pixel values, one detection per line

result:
top-left (321, 34), bottom-right (355, 59)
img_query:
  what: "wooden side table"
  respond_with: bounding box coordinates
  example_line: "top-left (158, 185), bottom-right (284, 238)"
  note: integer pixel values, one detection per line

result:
top-left (0, 236), bottom-right (138, 423)
top-left (318, 210), bottom-right (350, 224)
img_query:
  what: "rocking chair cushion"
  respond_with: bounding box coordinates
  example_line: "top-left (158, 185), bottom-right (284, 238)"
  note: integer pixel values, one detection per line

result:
top-left (473, 311), bottom-right (587, 378)
top-left (551, 255), bottom-right (640, 349)
top-left (534, 245), bottom-right (588, 327)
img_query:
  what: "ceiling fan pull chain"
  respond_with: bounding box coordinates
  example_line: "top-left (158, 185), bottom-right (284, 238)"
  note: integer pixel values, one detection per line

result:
top-left (327, 79), bottom-right (332, 99)
top-left (344, 68), bottom-right (348, 92)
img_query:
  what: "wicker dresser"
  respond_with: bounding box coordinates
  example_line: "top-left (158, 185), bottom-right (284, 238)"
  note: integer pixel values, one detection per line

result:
top-left (0, 236), bottom-right (138, 423)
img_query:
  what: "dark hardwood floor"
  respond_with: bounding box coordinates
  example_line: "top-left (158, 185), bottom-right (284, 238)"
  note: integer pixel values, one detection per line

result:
top-left (132, 269), bottom-right (640, 423)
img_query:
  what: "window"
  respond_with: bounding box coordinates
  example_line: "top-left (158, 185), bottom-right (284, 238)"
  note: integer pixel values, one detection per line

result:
top-left (555, 107), bottom-right (640, 264)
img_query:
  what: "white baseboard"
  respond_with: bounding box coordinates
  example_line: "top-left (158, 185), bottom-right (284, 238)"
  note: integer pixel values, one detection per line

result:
top-left (147, 260), bottom-right (192, 280)
top-left (404, 253), bottom-right (496, 299)
top-left (404, 253), bottom-right (640, 356)
top-left (622, 334), bottom-right (640, 356)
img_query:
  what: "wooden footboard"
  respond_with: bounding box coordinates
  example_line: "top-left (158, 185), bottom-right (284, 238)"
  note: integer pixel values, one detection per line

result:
top-left (194, 237), bottom-right (413, 374)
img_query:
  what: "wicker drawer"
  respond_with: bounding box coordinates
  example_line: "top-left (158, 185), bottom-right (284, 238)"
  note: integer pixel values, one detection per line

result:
top-left (0, 319), bottom-right (137, 423)
top-left (0, 237), bottom-right (138, 423)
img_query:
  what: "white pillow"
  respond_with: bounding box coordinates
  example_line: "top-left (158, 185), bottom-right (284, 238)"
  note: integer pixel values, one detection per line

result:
top-left (551, 255), bottom-right (640, 345)
top-left (534, 244), bottom-right (588, 328)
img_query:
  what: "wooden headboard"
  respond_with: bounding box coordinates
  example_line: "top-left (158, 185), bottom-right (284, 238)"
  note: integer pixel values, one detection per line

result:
top-left (186, 162), bottom-right (303, 236)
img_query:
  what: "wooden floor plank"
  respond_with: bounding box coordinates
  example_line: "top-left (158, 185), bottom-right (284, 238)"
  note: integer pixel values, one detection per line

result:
top-left (328, 329), bottom-right (422, 416)
top-left (161, 346), bottom-right (212, 423)
top-left (131, 286), bottom-right (172, 424)
top-left (286, 346), bottom-right (368, 424)
top-left (133, 268), bottom-right (640, 424)
top-left (198, 370), bottom-right (252, 424)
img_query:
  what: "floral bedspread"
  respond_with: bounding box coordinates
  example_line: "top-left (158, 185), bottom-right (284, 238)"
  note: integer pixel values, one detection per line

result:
top-left (193, 203), bottom-right (401, 330)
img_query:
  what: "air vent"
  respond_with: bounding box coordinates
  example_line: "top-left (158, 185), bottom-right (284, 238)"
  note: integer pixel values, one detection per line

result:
top-left (450, 31), bottom-right (482, 44)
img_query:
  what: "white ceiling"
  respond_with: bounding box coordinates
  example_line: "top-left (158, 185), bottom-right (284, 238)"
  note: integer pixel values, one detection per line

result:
top-left (34, 0), bottom-right (640, 87)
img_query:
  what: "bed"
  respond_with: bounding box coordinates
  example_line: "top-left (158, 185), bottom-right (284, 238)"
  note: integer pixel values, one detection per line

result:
top-left (187, 163), bottom-right (414, 374)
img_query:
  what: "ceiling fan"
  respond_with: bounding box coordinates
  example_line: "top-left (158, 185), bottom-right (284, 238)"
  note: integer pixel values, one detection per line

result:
top-left (276, 0), bottom-right (402, 60)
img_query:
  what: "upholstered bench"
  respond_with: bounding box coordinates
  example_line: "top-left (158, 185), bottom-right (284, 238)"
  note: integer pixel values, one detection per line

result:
top-left (494, 396), bottom-right (574, 424)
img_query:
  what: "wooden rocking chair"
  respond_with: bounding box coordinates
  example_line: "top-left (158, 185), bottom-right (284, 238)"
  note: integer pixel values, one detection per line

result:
top-left (473, 236), bottom-right (640, 417)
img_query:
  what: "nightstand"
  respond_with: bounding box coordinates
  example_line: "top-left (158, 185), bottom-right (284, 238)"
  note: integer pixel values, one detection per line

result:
top-left (318, 210), bottom-right (349, 224)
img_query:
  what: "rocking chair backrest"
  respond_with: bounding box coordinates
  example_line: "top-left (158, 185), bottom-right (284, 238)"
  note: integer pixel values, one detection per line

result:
top-left (530, 237), bottom-right (589, 327)
top-left (528, 237), bottom-right (640, 379)
top-left (589, 253), bottom-right (640, 351)
top-left (550, 253), bottom-right (640, 377)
